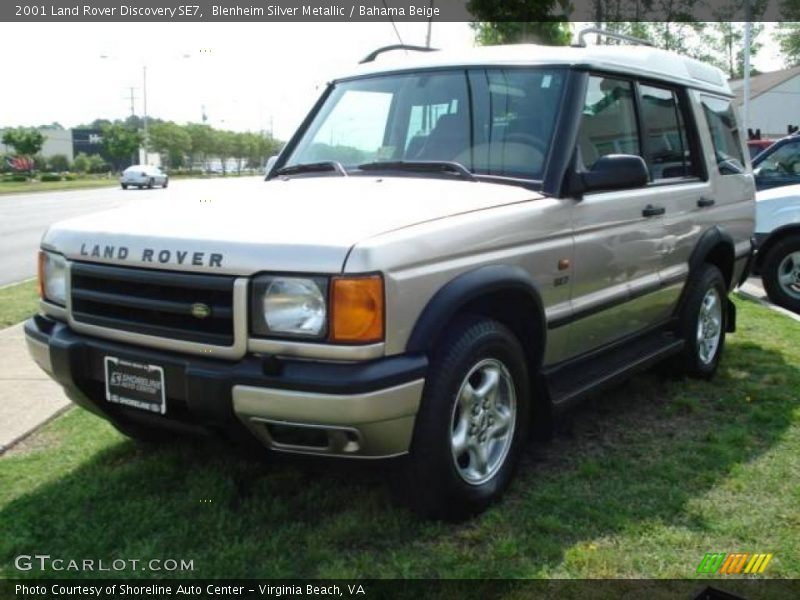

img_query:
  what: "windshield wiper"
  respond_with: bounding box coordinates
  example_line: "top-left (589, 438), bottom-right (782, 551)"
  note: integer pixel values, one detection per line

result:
top-left (275, 161), bottom-right (348, 177)
top-left (357, 160), bottom-right (476, 181)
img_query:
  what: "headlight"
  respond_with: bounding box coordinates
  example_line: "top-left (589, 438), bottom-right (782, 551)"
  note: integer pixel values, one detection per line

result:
top-left (252, 276), bottom-right (328, 338)
top-left (38, 251), bottom-right (68, 306)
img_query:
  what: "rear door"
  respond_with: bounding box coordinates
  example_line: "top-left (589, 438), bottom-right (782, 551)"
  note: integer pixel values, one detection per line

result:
top-left (566, 74), bottom-right (669, 356)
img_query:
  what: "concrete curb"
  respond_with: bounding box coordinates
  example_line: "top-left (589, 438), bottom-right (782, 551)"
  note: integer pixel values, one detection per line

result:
top-left (736, 281), bottom-right (800, 323)
top-left (0, 323), bottom-right (71, 455)
top-left (0, 405), bottom-right (71, 455)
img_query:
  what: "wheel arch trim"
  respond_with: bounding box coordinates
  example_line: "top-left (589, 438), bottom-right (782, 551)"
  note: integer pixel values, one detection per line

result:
top-left (405, 265), bottom-right (546, 366)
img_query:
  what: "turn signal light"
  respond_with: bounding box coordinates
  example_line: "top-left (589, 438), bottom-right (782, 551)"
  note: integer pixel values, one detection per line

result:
top-left (37, 251), bottom-right (45, 299)
top-left (330, 275), bottom-right (384, 343)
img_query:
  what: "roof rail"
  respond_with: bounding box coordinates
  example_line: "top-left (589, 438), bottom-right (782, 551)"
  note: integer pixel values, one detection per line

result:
top-left (359, 44), bottom-right (438, 64)
top-left (574, 27), bottom-right (653, 48)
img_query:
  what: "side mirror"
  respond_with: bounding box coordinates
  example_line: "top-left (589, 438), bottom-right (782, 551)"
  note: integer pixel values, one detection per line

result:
top-left (264, 155), bottom-right (278, 179)
top-left (581, 154), bottom-right (649, 193)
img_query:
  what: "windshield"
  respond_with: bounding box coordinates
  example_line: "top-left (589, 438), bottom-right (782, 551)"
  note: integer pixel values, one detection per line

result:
top-left (284, 68), bottom-right (567, 181)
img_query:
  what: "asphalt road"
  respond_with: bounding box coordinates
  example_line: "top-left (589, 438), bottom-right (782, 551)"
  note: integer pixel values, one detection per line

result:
top-left (0, 176), bottom-right (263, 287)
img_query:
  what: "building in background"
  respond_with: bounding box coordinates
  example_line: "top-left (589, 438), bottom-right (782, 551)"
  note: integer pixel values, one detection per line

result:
top-left (0, 127), bottom-right (74, 161)
top-left (731, 65), bottom-right (800, 139)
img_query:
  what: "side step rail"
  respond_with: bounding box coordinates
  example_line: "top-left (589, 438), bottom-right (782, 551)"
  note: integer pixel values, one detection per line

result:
top-left (545, 332), bottom-right (684, 411)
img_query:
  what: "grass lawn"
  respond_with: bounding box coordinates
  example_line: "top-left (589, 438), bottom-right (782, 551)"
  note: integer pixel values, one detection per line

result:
top-left (0, 296), bottom-right (798, 581)
top-left (0, 178), bottom-right (118, 196)
top-left (0, 280), bottom-right (39, 329)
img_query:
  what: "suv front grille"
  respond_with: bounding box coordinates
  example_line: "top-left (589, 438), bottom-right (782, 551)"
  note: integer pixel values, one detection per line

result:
top-left (70, 262), bottom-right (236, 346)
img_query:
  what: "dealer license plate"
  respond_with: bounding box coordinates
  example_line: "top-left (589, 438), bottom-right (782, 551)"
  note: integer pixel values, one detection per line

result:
top-left (104, 356), bottom-right (166, 415)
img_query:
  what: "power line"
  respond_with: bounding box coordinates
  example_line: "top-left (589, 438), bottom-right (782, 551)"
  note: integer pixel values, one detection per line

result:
top-left (382, 0), bottom-right (404, 47)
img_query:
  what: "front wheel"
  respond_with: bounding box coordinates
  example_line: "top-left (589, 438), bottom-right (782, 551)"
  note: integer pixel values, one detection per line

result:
top-left (761, 236), bottom-right (800, 314)
top-left (674, 264), bottom-right (728, 378)
top-left (395, 316), bottom-right (530, 520)
top-left (121, 183), bottom-right (127, 189)
top-left (163, 177), bottom-right (169, 188)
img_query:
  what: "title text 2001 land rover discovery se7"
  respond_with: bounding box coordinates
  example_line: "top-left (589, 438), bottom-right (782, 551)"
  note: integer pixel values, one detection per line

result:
top-left (26, 34), bottom-right (755, 519)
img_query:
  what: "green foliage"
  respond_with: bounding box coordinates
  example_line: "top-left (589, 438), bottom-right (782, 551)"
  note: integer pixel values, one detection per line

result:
top-left (0, 127), bottom-right (45, 156)
top-left (71, 153), bottom-right (90, 174)
top-left (39, 173), bottom-right (62, 182)
top-left (87, 154), bottom-right (108, 174)
top-left (468, 0), bottom-right (571, 45)
top-left (32, 154), bottom-right (47, 172)
top-left (2, 174), bottom-right (28, 182)
top-left (148, 121), bottom-right (191, 168)
top-left (777, 23), bottom-right (800, 66)
top-left (101, 123), bottom-right (143, 161)
top-left (47, 154), bottom-right (70, 172)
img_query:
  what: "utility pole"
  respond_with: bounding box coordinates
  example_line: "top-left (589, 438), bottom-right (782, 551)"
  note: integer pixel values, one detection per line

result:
top-left (425, 0), bottom-right (433, 48)
top-left (743, 1), bottom-right (752, 135)
top-left (125, 87), bottom-right (137, 118)
top-left (142, 65), bottom-right (149, 165)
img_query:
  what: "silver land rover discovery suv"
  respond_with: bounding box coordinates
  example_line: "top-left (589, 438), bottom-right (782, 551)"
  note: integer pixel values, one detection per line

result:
top-left (26, 33), bottom-right (755, 519)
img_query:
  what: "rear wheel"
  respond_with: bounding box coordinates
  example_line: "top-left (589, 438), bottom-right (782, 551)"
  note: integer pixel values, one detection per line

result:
top-left (163, 177), bottom-right (169, 188)
top-left (674, 264), bottom-right (727, 378)
top-left (761, 236), bottom-right (800, 313)
top-left (121, 183), bottom-right (127, 189)
top-left (395, 316), bottom-right (530, 520)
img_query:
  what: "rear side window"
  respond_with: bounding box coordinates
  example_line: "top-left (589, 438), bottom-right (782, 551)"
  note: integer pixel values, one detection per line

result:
top-left (577, 76), bottom-right (640, 170)
top-left (701, 96), bottom-right (746, 175)
top-left (639, 85), bottom-right (698, 180)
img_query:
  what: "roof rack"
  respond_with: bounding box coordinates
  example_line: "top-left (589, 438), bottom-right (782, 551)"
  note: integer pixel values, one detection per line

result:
top-left (359, 44), bottom-right (438, 64)
top-left (574, 27), bottom-right (653, 48)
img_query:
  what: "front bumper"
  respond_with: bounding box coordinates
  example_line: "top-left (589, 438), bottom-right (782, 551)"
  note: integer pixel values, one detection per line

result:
top-left (24, 315), bottom-right (427, 458)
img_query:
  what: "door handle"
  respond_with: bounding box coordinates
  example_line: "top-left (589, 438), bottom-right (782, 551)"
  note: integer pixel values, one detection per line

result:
top-left (697, 197), bottom-right (716, 208)
top-left (642, 204), bottom-right (665, 217)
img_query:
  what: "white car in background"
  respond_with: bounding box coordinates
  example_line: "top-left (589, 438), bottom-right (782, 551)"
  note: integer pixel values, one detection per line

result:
top-left (753, 183), bottom-right (800, 313)
top-left (120, 165), bottom-right (168, 190)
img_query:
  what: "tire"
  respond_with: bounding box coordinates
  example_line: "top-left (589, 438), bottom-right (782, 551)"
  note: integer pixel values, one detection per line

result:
top-left (395, 316), bottom-right (530, 520)
top-left (761, 236), bottom-right (800, 313)
top-left (121, 183), bottom-right (127, 190)
top-left (163, 177), bottom-right (169, 188)
top-left (674, 264), bottom-right (728, 379)
top-left (147, 178), bottom-right (154, 189)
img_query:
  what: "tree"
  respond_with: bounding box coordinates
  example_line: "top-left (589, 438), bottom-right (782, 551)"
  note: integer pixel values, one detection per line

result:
top-left (702, 22), bottom-right (763, 79)
top-left (148, 122), bottom-right (191, 168)
top-left (101, 123), bottom-right (143, 166)
top-left (777, 23), bottom-right (800, 67)
top-left (185, 123), bottom-right (215, 169)
top-left (87, 154), bottom-right (108, 174)
top-left (72, 153), bottom-right (90, 174)
top-left (1, 128), bottom-right (45, 156)
top-left (468, 0), bottom-right (571, 45)
top-left (47, 154), bottom-right (70, 172)
top-left (212, 130), bottom-right (236, 174)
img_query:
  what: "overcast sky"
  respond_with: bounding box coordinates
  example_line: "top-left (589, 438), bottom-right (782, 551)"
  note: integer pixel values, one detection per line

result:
top-left (0, 22), bottom-right (785, 140)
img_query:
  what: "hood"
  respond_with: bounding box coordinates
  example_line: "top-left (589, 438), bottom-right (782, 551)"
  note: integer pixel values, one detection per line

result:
top-left (43, 176), bottom-right (540, 274)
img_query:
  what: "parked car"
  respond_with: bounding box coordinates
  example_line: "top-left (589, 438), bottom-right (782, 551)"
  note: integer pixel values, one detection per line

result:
top-left (120, 165), bottom-right (168, 189)
top-left (753, 134), bottom-right (800, 191)
top-left (746, 138), bottom-right (774, 161)
top-left (753, 183), bottom-right (800, 312)
top-left (26, 33), bottom-right (754, 520)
